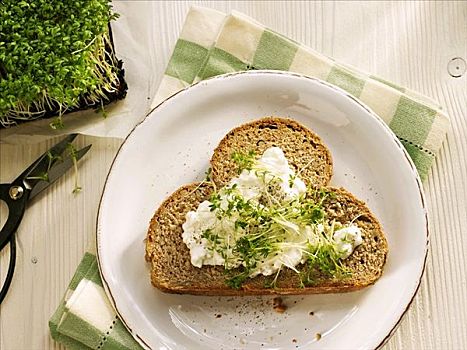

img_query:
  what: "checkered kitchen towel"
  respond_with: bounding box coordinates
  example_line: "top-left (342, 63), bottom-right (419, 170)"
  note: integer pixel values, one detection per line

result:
top-left (50, 6), bottom-right (449, 350)
top-left (155, 7), bottom-right (449, 181)
top-left (49, 249), bottom-right (141, 350)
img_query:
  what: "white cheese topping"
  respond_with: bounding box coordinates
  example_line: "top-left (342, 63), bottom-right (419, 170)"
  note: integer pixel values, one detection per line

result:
top-left (229, 147), bottom-right (306, 201)
top-left (181, 146), bottom-right (363, 277)
top-left (333, 225), bottom-right (363, 259)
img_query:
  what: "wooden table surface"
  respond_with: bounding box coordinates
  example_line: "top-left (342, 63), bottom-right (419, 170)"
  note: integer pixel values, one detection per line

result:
top-left (1, 1), bottom-right (466, 349)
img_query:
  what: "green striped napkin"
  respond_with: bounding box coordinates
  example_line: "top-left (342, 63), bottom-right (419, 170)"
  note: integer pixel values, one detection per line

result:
top-left (50, 6), bottom-right (449, 350)
top-left (49, 249), bottom-right (141, 350)
top-left (154, 7), bottom-right (449, 181)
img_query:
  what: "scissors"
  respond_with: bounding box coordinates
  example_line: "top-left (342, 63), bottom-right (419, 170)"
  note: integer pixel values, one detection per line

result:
top-left (0, 134), bottom-right (91, 304)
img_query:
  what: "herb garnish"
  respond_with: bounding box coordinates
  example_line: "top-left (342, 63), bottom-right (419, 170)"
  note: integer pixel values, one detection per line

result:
top-left (200, 169), bottom-right (351, 289)
top-left (231, 150), bottom-right (256, 173)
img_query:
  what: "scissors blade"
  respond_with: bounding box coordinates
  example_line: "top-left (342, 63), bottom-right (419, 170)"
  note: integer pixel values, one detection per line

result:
top-left (15, 134), bottom-right (78, 183)
top-left (28, 144), bottom-right (91, 200)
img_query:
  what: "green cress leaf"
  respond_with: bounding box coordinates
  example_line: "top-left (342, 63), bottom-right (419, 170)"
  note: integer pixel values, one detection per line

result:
top-left (231, 150), bottom-right (257, 173)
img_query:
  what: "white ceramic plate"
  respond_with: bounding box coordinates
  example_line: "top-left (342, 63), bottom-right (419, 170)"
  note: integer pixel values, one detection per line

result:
top-left (97, 71), bottom-right (428, 350)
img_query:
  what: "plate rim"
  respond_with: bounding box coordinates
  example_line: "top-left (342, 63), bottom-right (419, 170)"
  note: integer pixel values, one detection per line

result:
top-left (96, 70), bottom-right (429, 350)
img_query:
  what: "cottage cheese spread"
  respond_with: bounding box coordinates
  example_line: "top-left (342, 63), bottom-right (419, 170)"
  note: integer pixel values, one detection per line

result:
top-left (182, 147), bottom-right (362, 277)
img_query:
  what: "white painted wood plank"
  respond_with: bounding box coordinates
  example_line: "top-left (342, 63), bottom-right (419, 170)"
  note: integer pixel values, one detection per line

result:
top-left (0, 1), bottom-right (465, 349)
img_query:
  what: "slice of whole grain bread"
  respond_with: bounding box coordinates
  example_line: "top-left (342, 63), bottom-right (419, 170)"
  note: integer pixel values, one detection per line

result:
top-left (210, 117), bottom-right (333, 189)
top-left (145, 182), bottom-right (388, 295)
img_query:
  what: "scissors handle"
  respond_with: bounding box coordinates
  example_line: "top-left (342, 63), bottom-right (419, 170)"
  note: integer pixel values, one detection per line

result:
top-left (0, 183), bottom-right (29, 251)
top-left (0, 183), bottom-right (22, 304)
top-left (0, 235), bottom-right (16, 304)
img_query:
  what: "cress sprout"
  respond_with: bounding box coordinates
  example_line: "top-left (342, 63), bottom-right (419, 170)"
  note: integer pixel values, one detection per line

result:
top-left (0, 0), bottom-right (126, 127)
